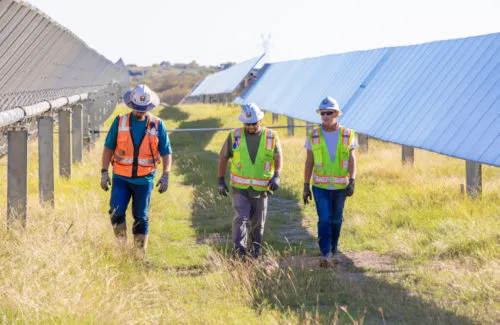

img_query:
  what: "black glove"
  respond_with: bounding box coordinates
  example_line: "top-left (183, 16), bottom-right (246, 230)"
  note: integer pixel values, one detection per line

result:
top-left (345, 178), bottom-right (355, 197)
top-left (218, 177), bottom-right (229, 196)
top-left (269, 171), bottom-right (280, 191)
top-left (303, 183), bottom-right (312, 205)
top-left (156, 172), bottom-right (169, 194)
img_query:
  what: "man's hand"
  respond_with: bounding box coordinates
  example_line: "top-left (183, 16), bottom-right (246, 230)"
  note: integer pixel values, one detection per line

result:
top-left (269, 171), bottom-right (280, 191)
top-left (345, 178), bottom-right (355, 197)
top-left (303, 183), bottom-right (312, 205)
top-left (218, 177), bottom-right (229, 196)
top-left (100, 169), bottom-right (111, 191)
top-left (156, 172), bottom-right (169, 194)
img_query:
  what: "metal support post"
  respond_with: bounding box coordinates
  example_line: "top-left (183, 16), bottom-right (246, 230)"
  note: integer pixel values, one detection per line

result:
top-left (87, 92), bottom-right (97, 145)
top-left (306, 123), bottom-right (314, 135)
top-left (402, 145), bottom-right (414, 166)
top-left (58, 109), bottom-right (71, 178)
top-left (38, 116), bottom-right (54, 206)
top-left (72, 104), bottom-right (83, 163)
top-left (466, 161), bottom-right (482, 199)
top-left (272, 113), bottom-right (278, 124)
top-left (358, 134), bottom-right (369, 153)
top-left (287, 117), bottom-right (294, 136)
top-left (7, 128), bottom-right (28, 226)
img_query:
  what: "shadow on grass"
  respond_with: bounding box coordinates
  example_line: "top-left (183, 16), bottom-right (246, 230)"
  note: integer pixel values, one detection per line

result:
top-left (157, 105), bottom-right (189, 122)
top-left (254, 254), bottom-right (475, 324)
top-left (165, 111), bottom-right (475, 324)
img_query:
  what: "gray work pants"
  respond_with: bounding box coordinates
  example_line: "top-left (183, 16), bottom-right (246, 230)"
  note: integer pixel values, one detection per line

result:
top-left (231, 193), bottom-right (268, 258)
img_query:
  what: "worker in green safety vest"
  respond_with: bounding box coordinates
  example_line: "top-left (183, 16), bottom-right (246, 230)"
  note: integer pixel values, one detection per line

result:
top-left (303, 96), bottom-right (358, 268)
top-left (217, 103), bottom-right (283, 259)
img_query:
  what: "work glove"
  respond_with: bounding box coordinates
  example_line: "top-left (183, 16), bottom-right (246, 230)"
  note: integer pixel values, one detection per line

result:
top-left (100, 169), bottom-right (111, 191)
top-left (218, 177), bottom-right (229, 196)
top-left (156, 172), bottom-right (169, 194)
top-left (303, 183), bottom-right (312, 205)
top-left (345, 178), bottom-right (355, 197)
top-left (268, 171), bottom-right (280, 191)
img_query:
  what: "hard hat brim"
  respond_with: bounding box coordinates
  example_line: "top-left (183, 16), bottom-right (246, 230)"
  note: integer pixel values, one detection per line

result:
top-left (238, 110), bottom-right (264, 124)
top-left (316, 108), bottom-right (342, 115)
top-left (123, 90), bottom-right (160, 112)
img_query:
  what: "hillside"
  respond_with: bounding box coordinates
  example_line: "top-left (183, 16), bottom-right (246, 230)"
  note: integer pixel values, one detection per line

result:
top-left (128, 61), bottom-right (233, 105)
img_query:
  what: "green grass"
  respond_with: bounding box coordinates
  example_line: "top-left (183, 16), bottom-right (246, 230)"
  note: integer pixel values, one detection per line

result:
top-left (0, 103), bottom-right (498, 324)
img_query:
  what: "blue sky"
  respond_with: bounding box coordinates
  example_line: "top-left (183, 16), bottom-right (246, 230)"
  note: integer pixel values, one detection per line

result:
top-left (28, 0), bottom-right (500, 66)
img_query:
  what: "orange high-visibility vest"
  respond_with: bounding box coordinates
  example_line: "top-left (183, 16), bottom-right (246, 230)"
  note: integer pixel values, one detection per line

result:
top-left (112, 113), bottom-right (160, 177)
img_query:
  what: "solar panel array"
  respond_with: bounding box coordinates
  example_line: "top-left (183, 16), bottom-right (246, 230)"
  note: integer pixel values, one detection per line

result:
top-left (239, 34), bottom-right (499, 166)
top-left (188, 54), bottom-right (264, 97)
top-left (0, 0), bottom-right (129, 112)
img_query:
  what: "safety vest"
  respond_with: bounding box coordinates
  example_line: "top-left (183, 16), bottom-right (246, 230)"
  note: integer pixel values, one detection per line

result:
top-left (112, 113), bottom-right (160, 178)
top-left (229, 127), bottom-right (276, 191)
top-left (309, 126), bottom-right (355, 189)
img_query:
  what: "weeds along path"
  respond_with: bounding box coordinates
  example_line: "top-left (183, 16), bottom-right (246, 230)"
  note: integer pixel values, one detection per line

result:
top-left (1, 104), bottom-right (496, 324)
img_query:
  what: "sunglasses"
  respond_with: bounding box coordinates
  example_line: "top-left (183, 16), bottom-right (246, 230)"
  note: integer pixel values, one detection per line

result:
top-left (320, 111), bottom-right (336, 116)
top-left (244, 122), bottom-right (258, 126)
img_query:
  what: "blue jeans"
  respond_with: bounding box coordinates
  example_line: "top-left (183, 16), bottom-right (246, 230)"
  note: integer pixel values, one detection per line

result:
top-left (312, 186), bottom-right (347, 257)
top-left (109, 177), bottom-right (153, 235)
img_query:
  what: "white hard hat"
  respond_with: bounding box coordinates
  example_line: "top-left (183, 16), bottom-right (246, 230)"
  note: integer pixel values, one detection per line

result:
top-left (238, 103), bottom-right (264, 123)
top-left (316, 96), bottom-right (342, 115)
top-left (123, 84), bottom-right (160, 112)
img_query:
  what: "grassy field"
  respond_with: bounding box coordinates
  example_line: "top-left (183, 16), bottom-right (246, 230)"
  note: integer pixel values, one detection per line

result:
top-left (0, 103), bottom-right (498, 324)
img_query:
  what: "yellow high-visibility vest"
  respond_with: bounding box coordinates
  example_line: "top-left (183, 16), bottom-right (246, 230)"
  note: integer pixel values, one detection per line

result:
top-left (309, 126), bottom-right (354, 189)
top-left (230, 127), bottom-right (276, 191)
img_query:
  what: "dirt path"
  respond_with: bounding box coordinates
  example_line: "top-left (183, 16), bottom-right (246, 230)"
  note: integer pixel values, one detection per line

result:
top-left (266, 196), bottom-right (400, 276)
top-left (197, 195), bottom-right (399, 276)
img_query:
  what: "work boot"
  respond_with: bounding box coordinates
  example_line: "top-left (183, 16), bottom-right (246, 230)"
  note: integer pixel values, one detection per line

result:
top-left (133, 234), bottom-right (148, 260)
top-left (319, 258), bottom-right (330, 268)
top-left (113, 223), bottom-right (127, 245)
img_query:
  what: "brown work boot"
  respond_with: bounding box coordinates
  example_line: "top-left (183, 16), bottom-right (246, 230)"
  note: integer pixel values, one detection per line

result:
top-left (113, 223), bottom-right (127, 245)
top-left (319, 258), bottom-right (330, 268)
top-left (133, 234), bottom-right (148, 260)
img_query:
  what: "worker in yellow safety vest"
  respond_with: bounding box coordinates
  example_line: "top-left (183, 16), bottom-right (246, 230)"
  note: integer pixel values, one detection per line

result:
top-left (303, 96), bottom-right (357, 268)
top-left (217, 103), bottom-right (283, 259)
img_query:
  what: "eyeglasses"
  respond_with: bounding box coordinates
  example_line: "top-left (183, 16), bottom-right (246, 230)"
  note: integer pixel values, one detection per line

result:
top-left (244, 122), bottom-right (258, 126)
top-left (320, 111), bottom-right (335, 116)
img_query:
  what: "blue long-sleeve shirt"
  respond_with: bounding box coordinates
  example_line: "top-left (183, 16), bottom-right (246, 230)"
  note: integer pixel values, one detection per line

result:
top-left (105, 113), bottom-right (172, 185)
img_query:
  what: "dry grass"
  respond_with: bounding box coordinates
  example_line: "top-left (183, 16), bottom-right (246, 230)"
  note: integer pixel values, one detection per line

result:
top-left (0, 103), bottom-right (498, 324)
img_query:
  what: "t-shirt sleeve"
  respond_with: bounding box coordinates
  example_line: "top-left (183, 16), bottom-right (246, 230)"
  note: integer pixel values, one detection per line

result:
top-left (158, 120), bottom-right (172, 156)
top-left (304, 136), bottom-right (312, 151)
top-left (104, 116), bottom-right (120, 150)
top-left (219, 133), bottom-right (233, 159)
top-left (350, 131), bottom-right (359, 150)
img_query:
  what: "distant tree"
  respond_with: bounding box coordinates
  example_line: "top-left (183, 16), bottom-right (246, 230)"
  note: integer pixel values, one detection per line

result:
top-left (128, 61), bottom-right (219, 104)
top-left (187, 60), bottom-right (199, 68)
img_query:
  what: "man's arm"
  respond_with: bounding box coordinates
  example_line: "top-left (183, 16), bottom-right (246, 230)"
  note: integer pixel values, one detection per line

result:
top-left (102, 147), bottom-right (113, 170)
top-left (273, 136), bottom-right (283, 174)
top-left (218, 155), bottom-right (229, 178)
top-left (217, 135), bottom-right (232, 196)
top-left (273, 151), bottom-right (282, 174)
top-left (304, 149), bottom-right (314, 183)
top-left (348, 149), bottom-right (356, 179)
top-left (218, 134), bottom-right (232, 177)
top-left (161, 154), bottom-right (172, 174)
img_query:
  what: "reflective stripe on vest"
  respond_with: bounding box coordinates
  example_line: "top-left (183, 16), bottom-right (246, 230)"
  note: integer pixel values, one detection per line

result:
top-left (118, 114), bottom-right (130, 132)
top-left (230, 172), bottom-right (269, 189)
top-left (229, 127), bottom-right (276, 191)
top-left (309, 126), bottom-right (354, 189)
